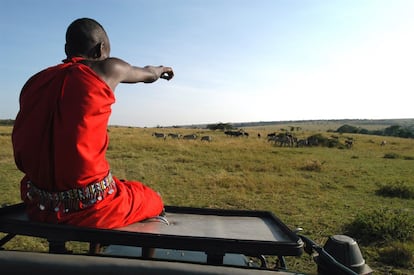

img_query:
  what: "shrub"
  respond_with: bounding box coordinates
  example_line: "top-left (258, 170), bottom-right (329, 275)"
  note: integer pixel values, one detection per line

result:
top-left (376, 181), bottom-right (414, 199)
top-left (301, 160), bottom-right (323, 172)
top-left (383, 153), bottom-right (400, 159)
top-left (336, 124), bottom-right (359, 133)
top-left (344, 208), bottom-right (414, 244)
top-left (379, 242), bottom-right (414, 268)
top-left (326, 138), bottom-right (339, 148)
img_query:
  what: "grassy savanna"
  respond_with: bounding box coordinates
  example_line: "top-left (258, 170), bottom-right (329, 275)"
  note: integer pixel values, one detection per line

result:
top-left (1, 124), bottom-right (413, 274)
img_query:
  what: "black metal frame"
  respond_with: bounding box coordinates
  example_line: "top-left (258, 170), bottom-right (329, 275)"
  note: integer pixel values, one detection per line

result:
top-left (0, 203), bottom-right (303, 267)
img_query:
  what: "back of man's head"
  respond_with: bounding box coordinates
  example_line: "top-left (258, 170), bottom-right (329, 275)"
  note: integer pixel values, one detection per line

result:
top-left (65, 18), bottom-right (107, 58)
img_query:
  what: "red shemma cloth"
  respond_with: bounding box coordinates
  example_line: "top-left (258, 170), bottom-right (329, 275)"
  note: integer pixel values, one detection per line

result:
top-left (12, 58), bottom-right (164, 228)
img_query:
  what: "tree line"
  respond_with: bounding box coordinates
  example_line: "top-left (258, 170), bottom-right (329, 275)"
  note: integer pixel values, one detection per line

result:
top-left (335, 124), bottom-right (414, 138)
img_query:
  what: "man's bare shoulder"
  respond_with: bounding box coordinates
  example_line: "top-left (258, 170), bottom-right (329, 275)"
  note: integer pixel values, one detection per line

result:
top-left (87, 57), bottom-right (130, 72)
top-left (82, 57), bottom-right (131, 88)
top-left (102, 57), bottom-right (129, 66)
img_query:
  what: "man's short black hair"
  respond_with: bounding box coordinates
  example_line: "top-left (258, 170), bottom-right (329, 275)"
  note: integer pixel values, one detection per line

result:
top-left (65, 18), bottom-right (107, 57)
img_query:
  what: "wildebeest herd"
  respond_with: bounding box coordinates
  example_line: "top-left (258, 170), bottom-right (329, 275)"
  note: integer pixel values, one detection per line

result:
top-left (222, 130), bottom-right (354, 148)
top-left (152, 132), bottom-right (212, 142)
top-left (152, 130), bottom-right (355, 148)
top-left (224, 130), bottom-right (249, 137)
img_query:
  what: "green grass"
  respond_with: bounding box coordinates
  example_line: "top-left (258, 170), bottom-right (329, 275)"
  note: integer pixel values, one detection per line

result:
top-left (1, 125), bottom-right (413, 274)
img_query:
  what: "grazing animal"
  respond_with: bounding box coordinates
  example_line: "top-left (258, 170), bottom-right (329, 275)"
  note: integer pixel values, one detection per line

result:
top-left (278, 135), bottom-right (294, 147)
top-left (307, 136), bottom-right (319, 146)
top-left (201, 135), bottom-right (212, 142)
top-left (224, 130), bottom-right (244, 137)
top-left (345, 139), bottom-right (353, 148)
top-left (296, 139), bottom-right (308, 147)
top-left (168, 133), bottom-right (181, 139)
top-left (267, 132), bottom-right (277, 138)
top-left (183, 134), bottom-right (197, 140)
top-left (152, 132), bottom-right (166, 140)
top-left (269, 133), bottom-right (294, 147)
top-left (380, 140), bottom-right (387, 146)
top-left (267, 135), bottom-right (279, 143)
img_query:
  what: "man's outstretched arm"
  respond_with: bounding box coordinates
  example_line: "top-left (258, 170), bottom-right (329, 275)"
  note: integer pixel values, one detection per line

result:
top-left (98, 57), bottom-right (174, 90)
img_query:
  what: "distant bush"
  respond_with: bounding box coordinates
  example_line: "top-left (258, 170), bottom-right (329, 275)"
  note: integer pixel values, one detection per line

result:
top-left (326, 138), bottom-right (340, 148)
top-left (307, 134), bottom-right (332, 147)
top-left (305, 133), bottom-right (353, 149)
top-left (336, 124), bottom-right (360, 133)
top-left (379, 242), bottom-right (414, 268)
top-left (376, 181), bottom-right (414, 199)
top-left (344, 208), bottom-right (414, 244)
top-left (206, 123), bottom-right (233, 131)
top-left (300, 160), bottom-right (323, 172)
top-left (0, 119), bottom-right (14, 126)
top-left (383, 153), bottom-right (400, 159)
top-left (335, 124), bottom-right (414, 138)
top-left (384, 125), bottom-right (414, 138)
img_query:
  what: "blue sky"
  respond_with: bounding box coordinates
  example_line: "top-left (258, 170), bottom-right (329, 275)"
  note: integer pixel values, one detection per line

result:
top-left (1, 0), bottom-right (413, 127)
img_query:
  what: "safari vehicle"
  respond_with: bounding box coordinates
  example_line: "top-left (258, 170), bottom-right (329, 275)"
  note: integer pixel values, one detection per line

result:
top-left (0, 203), bottom-right (372, 275)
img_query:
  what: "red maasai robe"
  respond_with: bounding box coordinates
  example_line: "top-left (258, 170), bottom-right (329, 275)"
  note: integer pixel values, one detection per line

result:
top-left (12, 57), bottom-right (164, 228)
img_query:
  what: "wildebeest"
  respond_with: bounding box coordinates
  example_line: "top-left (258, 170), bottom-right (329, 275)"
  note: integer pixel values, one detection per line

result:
top-left (152, 132), bottom-right (167, 140)
top-left (296, 139), bottom-right (308, 147)
top-left (345, 139), bottom-right (353, 148)
top-left (201, 136), bottom-right (212, 142)
top-left (307, 136), bottom-right (319, 146)
top-left (267, 132), bottom-right (277, 138)
top-left (182, 134), bottom-right (197, 140)
top-left (267, 135), bottom-right (279, 143)
top-left (224, 130), bottom-right (244, 137)
top-left (168, 133), bottom-right (181, 139)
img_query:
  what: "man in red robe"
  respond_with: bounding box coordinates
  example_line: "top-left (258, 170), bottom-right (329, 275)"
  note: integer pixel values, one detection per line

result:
top-left (12, 18), bottom-right (174, 229)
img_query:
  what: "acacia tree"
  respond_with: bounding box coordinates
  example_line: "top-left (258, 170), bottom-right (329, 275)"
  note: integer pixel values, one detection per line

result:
top-left (207, 123), bottom-right (233, 131)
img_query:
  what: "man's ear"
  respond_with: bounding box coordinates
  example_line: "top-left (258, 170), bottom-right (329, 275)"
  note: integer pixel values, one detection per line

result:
top-left (90, 42), bottom-right (103, 59)
top-left (64, 43), bottom-right (69, 56)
